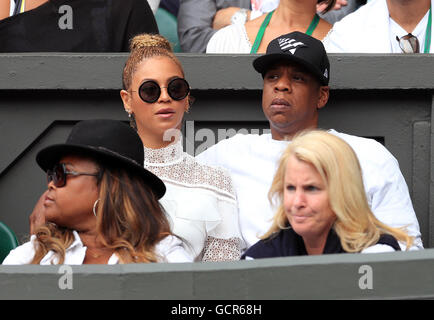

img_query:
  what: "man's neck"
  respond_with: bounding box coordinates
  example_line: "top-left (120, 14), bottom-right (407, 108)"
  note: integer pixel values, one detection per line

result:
top-left (270, 123), bottom-right (318, 141)
top-left (387, 0), bottom-right (431, 33)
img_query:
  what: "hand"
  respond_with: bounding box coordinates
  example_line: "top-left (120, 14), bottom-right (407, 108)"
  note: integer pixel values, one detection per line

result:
top-left (317, 0), bottom-right (348, 12)
top-left (29, 191), bottom-right (47, 234)
top-left (212, 7), bottom-right (251, 30)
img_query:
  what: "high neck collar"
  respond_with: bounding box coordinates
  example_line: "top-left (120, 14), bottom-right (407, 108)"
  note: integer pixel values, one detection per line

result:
top-left (143, 138), bottom-right (184, 165)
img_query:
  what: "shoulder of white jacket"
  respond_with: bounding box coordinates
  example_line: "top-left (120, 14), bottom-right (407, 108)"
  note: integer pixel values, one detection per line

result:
top-left (331, 0), bottom-right (385, 31)
top-left (2, 238), bottom-right (36, 265)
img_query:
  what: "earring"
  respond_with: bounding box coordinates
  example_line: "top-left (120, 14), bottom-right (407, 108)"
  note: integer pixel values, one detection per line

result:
top-left (93, 199), bottom-right (100, 217)
top-left (126, 109), bottom-right (132, 118)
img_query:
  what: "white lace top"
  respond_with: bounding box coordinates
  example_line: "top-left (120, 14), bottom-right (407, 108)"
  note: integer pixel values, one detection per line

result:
top-left (143, 139), bottom-right (244, 262)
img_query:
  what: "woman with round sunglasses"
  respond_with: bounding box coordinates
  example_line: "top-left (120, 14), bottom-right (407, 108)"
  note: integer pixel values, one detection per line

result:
top-left (3, 119), bottom-right (193, 265)
top-left (120, 34), bottom-right (244, 262)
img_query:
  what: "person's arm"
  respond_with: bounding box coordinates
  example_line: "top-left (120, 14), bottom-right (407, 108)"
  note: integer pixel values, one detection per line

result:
top-left (202, 237), bottom-right (242, 261)
top-left (318, 0), bottom-right (363, 25)
top-left (177, 0), bottom-right (250, 53)
top-left (29, 191), bottom-right (47, 235)
top-left (368, 155), bottom-right (423, 250)
top-left (317, 0), bottom-right (348, 13)
top-left (212, 6), bottom-right (251, 30)
top-left (0, 0), bottom-right (10, 20)
top-left (355, 140), bottom-right (423, 250)
top-left (178, 0), bottom-right (219, 53)
top-left (156, 235), bottom-right (194, 262)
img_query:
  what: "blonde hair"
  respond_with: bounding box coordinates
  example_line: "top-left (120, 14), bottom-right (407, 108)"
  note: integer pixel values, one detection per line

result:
top-left (122, 33), bottom-right (184, 90)
top-left (263, 129), bottom-right (413, 252)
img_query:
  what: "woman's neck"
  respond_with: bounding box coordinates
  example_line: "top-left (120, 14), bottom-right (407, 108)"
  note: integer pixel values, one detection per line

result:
top-left (273, 0), bottom-right (317, 28)
top-left (387, 0), bottom-right (431, 33)
top-left (78, 229), bottom-right (103, 249)
top-left (138, 128), bottom-right (182, 149)
top-left (303, 234), bottom-right (328, 255)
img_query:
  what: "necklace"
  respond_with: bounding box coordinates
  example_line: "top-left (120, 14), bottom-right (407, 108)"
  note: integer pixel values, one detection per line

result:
top-left (250, 11), bottom-right (320, 53)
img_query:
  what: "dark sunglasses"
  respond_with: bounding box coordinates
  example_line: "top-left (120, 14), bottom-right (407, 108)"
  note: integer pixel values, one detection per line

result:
top-left (135, 78), bottom-right (190, 103)
top-left (396, 33), bottom-right (420, 53)
top-left (47, 163), bottom-right (99, 188)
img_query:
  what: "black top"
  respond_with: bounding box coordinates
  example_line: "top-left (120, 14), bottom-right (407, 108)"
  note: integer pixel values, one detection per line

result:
top-left (0, 0), bottom-right (158, 52)
top-left (242, 228), bottom-right (401, 259)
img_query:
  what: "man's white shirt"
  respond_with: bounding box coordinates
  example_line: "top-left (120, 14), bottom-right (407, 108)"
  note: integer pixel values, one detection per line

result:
top-left (196, 131), bottom-right (423, 251)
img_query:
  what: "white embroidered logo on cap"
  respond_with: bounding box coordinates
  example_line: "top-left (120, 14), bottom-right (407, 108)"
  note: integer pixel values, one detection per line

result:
top-left (324, 68), bottom-right (328, 79)
top-left (278, 38), bottom-right (305, 54)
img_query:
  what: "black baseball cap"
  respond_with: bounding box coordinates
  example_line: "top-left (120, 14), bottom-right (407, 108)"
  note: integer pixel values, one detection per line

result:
top-left (253, 31), bottom-right (330, 86)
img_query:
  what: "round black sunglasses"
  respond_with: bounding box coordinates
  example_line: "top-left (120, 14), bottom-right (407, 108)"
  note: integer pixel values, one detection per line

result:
top-left (134, 78), bottom-right (190, 103)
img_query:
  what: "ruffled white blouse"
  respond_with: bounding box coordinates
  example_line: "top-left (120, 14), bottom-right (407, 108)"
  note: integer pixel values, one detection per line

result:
top-left (144, 139), bottom-right (245, 261)
top-left (206, 23), bottom-right (252, 54)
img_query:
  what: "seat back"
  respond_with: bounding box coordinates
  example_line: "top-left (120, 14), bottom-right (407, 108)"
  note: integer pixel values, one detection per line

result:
top-left (155, 7), bottom-right (182, 52)
top-left (0, 222), bottom-right (19, 263)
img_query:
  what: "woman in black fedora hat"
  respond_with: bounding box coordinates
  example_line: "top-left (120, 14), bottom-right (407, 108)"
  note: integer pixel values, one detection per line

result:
top-left (120, 33), bottom-right (244, 261)
top-left (3, 119), bottom-right (192, 265)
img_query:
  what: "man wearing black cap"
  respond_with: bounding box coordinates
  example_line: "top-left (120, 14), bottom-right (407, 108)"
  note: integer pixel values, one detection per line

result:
top-left (197, 31), bottom-right (423, 252)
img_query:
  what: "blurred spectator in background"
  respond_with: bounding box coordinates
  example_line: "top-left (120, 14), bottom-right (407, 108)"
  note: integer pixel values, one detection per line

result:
top-left (324, 0), bottom-right (433, 53)
top-left (0, 0), bottom-right (158, 52)
top-left (178, 0), bottom-right (365, 53)
top-left (206, 0), bottom-right (336, 53)
top-left (160, 0), bottom-right (180, 16)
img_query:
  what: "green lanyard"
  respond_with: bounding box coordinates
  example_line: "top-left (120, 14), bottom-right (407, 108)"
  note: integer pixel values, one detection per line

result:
top-left (424, 7), bottom-right (432, 53)
top-left (250, 11), bottom-right (320, 54)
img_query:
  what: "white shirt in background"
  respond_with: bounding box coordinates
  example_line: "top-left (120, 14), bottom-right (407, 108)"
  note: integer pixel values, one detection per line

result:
top-left (323, 0), bottom-right (434, 53)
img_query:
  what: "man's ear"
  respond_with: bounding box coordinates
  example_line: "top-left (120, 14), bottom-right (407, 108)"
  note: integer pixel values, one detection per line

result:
top-left (317, 86), bottom-right (329, 110)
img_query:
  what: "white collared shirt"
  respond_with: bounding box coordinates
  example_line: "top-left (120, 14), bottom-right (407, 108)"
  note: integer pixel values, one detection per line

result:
top-left (389, 10), bottom-right (430, 53)
top-left (2, 230), bottom-right (193, 265)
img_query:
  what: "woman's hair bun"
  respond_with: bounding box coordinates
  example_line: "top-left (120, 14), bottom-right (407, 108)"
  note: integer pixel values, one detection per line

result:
top-left (130, 33), bottom-right (172, 52)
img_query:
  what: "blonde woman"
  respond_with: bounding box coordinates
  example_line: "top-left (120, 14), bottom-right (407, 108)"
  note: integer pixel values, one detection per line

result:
top-left (242, 130), bottom-right (413, 259)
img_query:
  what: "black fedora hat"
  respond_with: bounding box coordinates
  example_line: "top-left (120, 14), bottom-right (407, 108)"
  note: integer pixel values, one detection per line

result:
top-left (36, 119), bottom-right (166, 199)
top-left (253, 31), bottom-right (330, 85)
